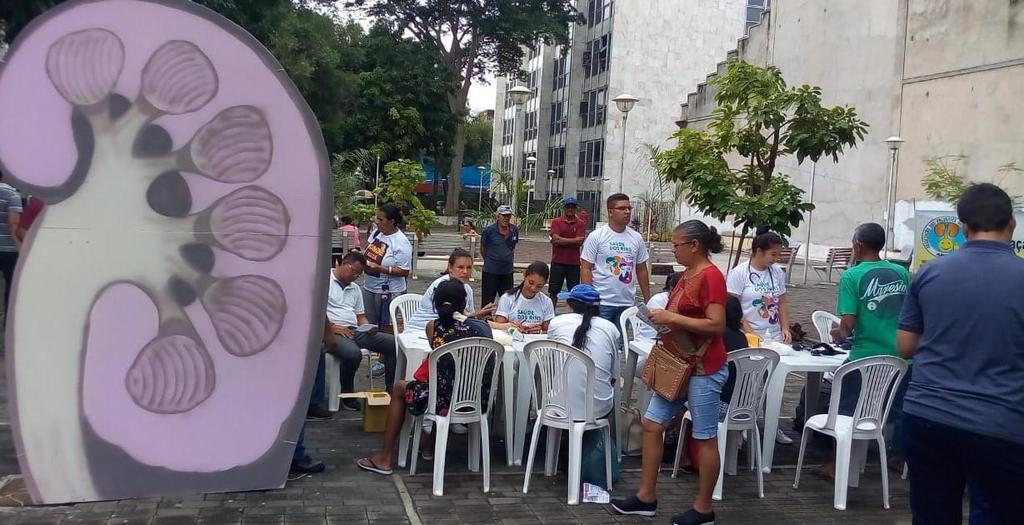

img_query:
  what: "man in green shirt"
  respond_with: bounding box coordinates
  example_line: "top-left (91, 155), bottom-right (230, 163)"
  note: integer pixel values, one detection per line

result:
top-left (823, 222), bottom-right (911, 478)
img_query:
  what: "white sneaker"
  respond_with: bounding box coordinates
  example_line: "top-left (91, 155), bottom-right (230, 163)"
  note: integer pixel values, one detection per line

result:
top-left (452, 423), bottom-right (469, 435)
top-left (775, 428), bottom-right (793, 445)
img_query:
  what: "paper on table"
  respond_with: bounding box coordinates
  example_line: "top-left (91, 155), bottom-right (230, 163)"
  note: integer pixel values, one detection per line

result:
top-left (582, 483), bottom-right (610, 504)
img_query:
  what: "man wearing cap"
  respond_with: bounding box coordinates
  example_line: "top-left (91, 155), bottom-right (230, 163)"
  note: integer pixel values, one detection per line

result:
top-left (549, 197), bottom-right (587, 307)
top-left (479, 205), bottom-right (520, 306)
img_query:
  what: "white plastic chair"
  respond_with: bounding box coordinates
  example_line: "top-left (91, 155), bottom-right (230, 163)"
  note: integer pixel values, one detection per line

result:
top-left (407, 337), bottom-right (504, 496)
top-left (811, 311), bottom-right (841, 344)
top-left (671, 348), bottom-right (779, 500)
top-left (521, 340), bottom-right (613, 505)
top-left (390, 292), bottom-right (424, 380)
top-left (324, 348), bottom-right (374, 412)
top-left (613, 306), bottom-right (639, 459)
top-left (793, 356), bottom-right (908, 510)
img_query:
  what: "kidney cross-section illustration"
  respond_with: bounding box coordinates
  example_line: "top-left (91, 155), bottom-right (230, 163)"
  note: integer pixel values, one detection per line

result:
top-left (0, 0), bottom-right (331, 504)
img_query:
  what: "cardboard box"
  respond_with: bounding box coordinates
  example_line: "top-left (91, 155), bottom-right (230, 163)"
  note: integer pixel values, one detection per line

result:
top-left (340, 391), bottom-right (390, 433)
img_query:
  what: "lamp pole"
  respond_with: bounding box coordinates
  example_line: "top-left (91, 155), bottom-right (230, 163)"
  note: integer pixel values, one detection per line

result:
top-left (802, 161), bottom-right (817, 285)
top-left (525, 156), bottom-right (537, 232)
top-left (507, 85), bottom-right (532, 216)
top-left (884, 136), bottom-right (905, 253)
top-left (476, 165), bottom-right (488, 214)
top-left (612, 94), bottom-right (639, 194)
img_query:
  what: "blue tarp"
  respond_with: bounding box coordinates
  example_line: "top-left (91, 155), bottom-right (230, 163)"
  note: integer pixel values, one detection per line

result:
top-left (421, 164), bottom-right (490, 190)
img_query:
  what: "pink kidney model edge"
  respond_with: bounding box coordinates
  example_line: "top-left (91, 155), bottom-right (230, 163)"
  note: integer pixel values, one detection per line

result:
top-left (0, 0), bottom-right (331, 504)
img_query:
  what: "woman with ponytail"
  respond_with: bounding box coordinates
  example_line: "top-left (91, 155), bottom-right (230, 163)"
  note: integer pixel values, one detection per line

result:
top-left (357, 280), bottom-right (493, 476)
top-left (611, 220), bottom-right (728, 525)
top-left (491, 261), bottom-right (555, 334)
top-left (547, 284), bottom-right (620, 422)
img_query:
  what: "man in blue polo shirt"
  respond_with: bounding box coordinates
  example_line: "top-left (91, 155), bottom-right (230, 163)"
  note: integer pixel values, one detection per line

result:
top-left (479, 205), bottom-right (519, 306)
top-left (897, 183), bottom-right (1024, 525)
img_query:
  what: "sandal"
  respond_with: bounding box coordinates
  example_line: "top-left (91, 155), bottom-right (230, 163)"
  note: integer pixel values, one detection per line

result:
top-left (356, 457), bottom-right (393, 475)
top-left (420, 449), bottom-right (434, 461)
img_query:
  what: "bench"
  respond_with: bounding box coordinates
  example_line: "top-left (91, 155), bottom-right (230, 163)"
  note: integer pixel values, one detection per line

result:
top-left (777, 243), bottom-right (801, 285)
top-left (648, 242), bottom-right (680, 276)
top-left (330, 230), bottom-right (358, 266)
top-left (813, 247), bottom-right (854, 283)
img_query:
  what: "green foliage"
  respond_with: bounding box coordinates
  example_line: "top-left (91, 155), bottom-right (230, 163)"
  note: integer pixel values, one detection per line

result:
top-left (330, 150), bottom-right (376, 226)
top-left (375, 159), bottom-right (438, 237)
top-left (922, 155), bottom-right (1023, 206)
top-left (468, 169), bottom-right (559, 231)
top-left (658, 60), bottom-right (868, 264)
top-left (463, 115), bottom-right (494, 168)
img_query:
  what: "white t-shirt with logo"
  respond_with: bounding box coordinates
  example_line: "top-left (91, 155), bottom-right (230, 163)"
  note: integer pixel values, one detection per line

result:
top-left (495, 290), bottom-right (555, 327)
top-left (326, 274), bottom-right (364, 327)
top-left (580, 225), bottom-right (650, 307)
top-left (362, 229), bottom-right (414, 293)
top-left (726, 261), bottom-right (787, 339)
top-left (547, 313), bottom-right (620, 421)
top-left (406, 274), bottom-right (476, 331)
top-left (634, 291), bottom-right (669, 341)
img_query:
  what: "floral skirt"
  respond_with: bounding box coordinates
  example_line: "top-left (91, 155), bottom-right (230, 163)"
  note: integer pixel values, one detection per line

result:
top-left (405, 355), bottom-right (494, 417)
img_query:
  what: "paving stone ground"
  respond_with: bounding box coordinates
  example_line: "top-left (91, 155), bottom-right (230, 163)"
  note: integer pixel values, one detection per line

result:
top-left (0, 232), bottom-right (915, 524)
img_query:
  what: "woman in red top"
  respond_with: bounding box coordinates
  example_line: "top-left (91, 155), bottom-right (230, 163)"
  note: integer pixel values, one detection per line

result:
top-left (611, 220), bottom-right (728, 525)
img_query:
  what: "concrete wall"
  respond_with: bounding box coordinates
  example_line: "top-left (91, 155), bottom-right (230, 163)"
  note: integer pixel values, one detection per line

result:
top-left (603, 0), bottom-right (747, 202)
top-left (678, 0), bottom-right (1024, 253)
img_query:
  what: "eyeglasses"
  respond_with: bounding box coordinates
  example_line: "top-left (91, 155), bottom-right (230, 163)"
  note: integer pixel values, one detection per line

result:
top-left (611, 206), bottom-right (633, 211)
top-left (673, 239), bottom-right (697, 250)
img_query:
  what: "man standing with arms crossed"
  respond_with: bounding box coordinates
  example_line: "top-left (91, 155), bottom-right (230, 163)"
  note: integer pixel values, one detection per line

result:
top-left (581, 193), bottom-right (651, 326)
top-left (479, 205), bottom-right (520, 307)
top-left (897, 183), bottom-right (1024, 525)
top-left (548, 197), bottom-right (587, 308)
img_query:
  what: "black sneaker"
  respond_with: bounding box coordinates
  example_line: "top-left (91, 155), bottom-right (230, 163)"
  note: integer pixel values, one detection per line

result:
top-left (610, 495), bottom-right (657, 517)
top-left (288, 456), bottom-right (325, 480)
top-left (671, 508), bottom-right (715, 525)
top-left (306, 405), bottom-right (333, 420)
top-left (340, 398), bottom-right (361, 412)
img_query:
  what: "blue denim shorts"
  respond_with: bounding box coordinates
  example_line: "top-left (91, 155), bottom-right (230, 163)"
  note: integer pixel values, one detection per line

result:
top-left (644, 365), bottom-right (729, 439)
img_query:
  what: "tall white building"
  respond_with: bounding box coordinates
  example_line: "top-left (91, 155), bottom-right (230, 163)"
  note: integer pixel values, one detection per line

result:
top-left (491, 0), bottom-right (749, 223)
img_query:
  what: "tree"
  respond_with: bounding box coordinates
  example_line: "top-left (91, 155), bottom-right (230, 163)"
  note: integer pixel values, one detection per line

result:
top-left (656, 59), bottom-right (869, 267)
top-left (462, 114), bottom-right (494, 168)
top-left (347, 0), bottom-right (582, 215)
top-left (375, 159), bottom-right (439, 238)
top-left (922, 155), bottom-right (1023, 205)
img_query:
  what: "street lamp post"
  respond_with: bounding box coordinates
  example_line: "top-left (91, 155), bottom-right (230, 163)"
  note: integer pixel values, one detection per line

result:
top-left (507, 85), bottom-right (532, 216)
top-left (525, 156), bottom-right (537, 233)
top-left (884, 136), bottom-right (905, 253)
top-left (476, 165), bottom-right (488, 213)
top-left (612, 94), bottom-right (639, 194)
top-left (801, 161), bottom-right (817, 285)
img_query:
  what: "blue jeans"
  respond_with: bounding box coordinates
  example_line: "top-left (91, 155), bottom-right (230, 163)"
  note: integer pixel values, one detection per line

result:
top-left (309, 353), bottom-right (327, 409)
top-left (598, 305), bottom-right (630, 333)
top-left (644, 366), bottom-right (729, 439)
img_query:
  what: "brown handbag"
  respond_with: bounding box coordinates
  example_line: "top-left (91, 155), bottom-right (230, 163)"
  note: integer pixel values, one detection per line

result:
top-left (641, 338), bottom-right (710, 402)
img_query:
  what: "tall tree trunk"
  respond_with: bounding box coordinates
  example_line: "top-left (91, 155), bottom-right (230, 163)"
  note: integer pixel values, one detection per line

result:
top-left (732, 224), bottom-right (750, 269)
top-left (445, 85), bottom-right (470, 215)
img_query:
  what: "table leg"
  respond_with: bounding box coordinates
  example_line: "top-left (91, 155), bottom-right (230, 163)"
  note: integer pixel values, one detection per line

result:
top-left (761, 364), bottom-right (790, 474)
top-left (502, 353), bottom-right (516, 467)
top-left (512, 353), bottom-right (533, 467)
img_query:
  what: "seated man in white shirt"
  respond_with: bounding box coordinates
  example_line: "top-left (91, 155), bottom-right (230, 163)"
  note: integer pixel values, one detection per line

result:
top-left (326, 252), bottom-right (396, 411)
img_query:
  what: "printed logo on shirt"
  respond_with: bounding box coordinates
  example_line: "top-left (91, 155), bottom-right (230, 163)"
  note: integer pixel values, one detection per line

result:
top-left (605, 254), bottom-right (634, 284)
top-left (753, 294), bottom-right (780, 325)
top-left (516, 309), bottom-right (543, 324)
top-left (364, 236), bottom-right (388, 277)
top-left (858, 268), bottom-right (908, 317)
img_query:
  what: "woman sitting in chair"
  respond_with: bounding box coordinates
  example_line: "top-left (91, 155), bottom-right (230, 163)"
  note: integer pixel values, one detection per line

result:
top-left (356, 280), bottom-right (493, 475)
top-left (489, 261), bottom-right (555, 334)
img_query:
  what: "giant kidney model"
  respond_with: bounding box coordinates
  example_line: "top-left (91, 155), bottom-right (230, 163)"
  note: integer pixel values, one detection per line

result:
top-left (0, 0), bottom-right (331, 504)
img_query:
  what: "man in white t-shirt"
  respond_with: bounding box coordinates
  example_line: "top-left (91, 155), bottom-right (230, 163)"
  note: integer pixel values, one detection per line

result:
top-left (323, 252), bottom-right (396, 412)
top-left (580, 193), bottom-right (651, 327)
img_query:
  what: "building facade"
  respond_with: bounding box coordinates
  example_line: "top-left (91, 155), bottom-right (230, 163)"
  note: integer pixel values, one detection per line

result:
top-left (679, 0), bottom-right (1024, 252)
top-left (491, 0), bottom-right (748, 223)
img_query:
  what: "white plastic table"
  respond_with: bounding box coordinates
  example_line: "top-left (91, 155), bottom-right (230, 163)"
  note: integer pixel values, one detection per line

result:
top-left (396, 331), bottom-right (543, 467)
top-left (761, 348), bottom-right (847, 473)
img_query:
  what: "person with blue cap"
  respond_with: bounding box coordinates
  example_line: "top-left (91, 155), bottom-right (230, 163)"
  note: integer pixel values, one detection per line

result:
top-left (547, 284), bottom-right (621, 424)
top-left (479, 204), bottom-right (519, 306)
top-left (548, 196), bottom-right (588, 307)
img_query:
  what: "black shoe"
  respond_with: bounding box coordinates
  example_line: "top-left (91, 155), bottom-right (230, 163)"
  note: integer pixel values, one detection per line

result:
top-left (306, 405), bottom-right (333, 420)
top-left (340, 398), bottom-right (361, 412)
top-left (671, 508), bottom-right (715, 525)
top-left (610, 495), bottom-right (657, 517)
top-left (289, 456), bottom-right (325, 478)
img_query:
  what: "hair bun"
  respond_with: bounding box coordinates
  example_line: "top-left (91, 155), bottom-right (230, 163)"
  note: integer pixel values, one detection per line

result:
top-left (707, 227), bottom-right (725, 254)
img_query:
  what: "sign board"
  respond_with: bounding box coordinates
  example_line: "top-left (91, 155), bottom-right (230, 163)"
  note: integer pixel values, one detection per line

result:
top-left (911, 207), bottom-right (1024, 271)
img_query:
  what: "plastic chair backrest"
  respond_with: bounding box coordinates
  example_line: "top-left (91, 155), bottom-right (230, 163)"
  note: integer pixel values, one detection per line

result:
top-left (618, 305), bottom-right (639, 375)
top-left (826, 356), bottom-right (907, 434)
top-left (426, 337), bottom-right (504, 421)
top-left (389, 293), bottom-right (423, 334)
top-left (524, 340), bottom-right (597, 425)
top-left (811, 311), bottom-right (841, 344)
top-left (723, 348), bottom-right (779, 425)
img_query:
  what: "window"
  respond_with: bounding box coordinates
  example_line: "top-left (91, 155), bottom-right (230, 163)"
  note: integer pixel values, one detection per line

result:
top-left (527, 45), bottom-right (541, 60)
top-left (584, 35), bottom-right (610, 78)
top-left (502, 118), bottom-right (514, 146)
top-left (580, 88), bottom-right (606, 128)
top-left (547, 146), bottom-right (566, 178)
top-left (524, 110), bottom-right (538, 141)
top-left (746, 0), bottom-right (768, 30)
top-left (546, 177), bottom-right (564, 199)
top-left (500, 155), bottom-right (512, 173)
top-left (578, 139), bottom-right (604, 180)
top-left (550, 101), bottom-right (568, 134)
top-left (552, 55), bottom-right (569, 90)
top-left (526, 70), bottom-right (539, 92)
top-left (587, 0), bottom-right (613, 26)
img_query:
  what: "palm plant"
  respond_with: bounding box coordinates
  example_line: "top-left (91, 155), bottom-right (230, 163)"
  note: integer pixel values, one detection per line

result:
top-left (468, 168), bottom-right (561, 231)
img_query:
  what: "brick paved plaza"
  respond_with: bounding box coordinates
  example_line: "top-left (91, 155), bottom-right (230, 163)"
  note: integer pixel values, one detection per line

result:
top-left (0, 235), bottom-right (915, 524)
